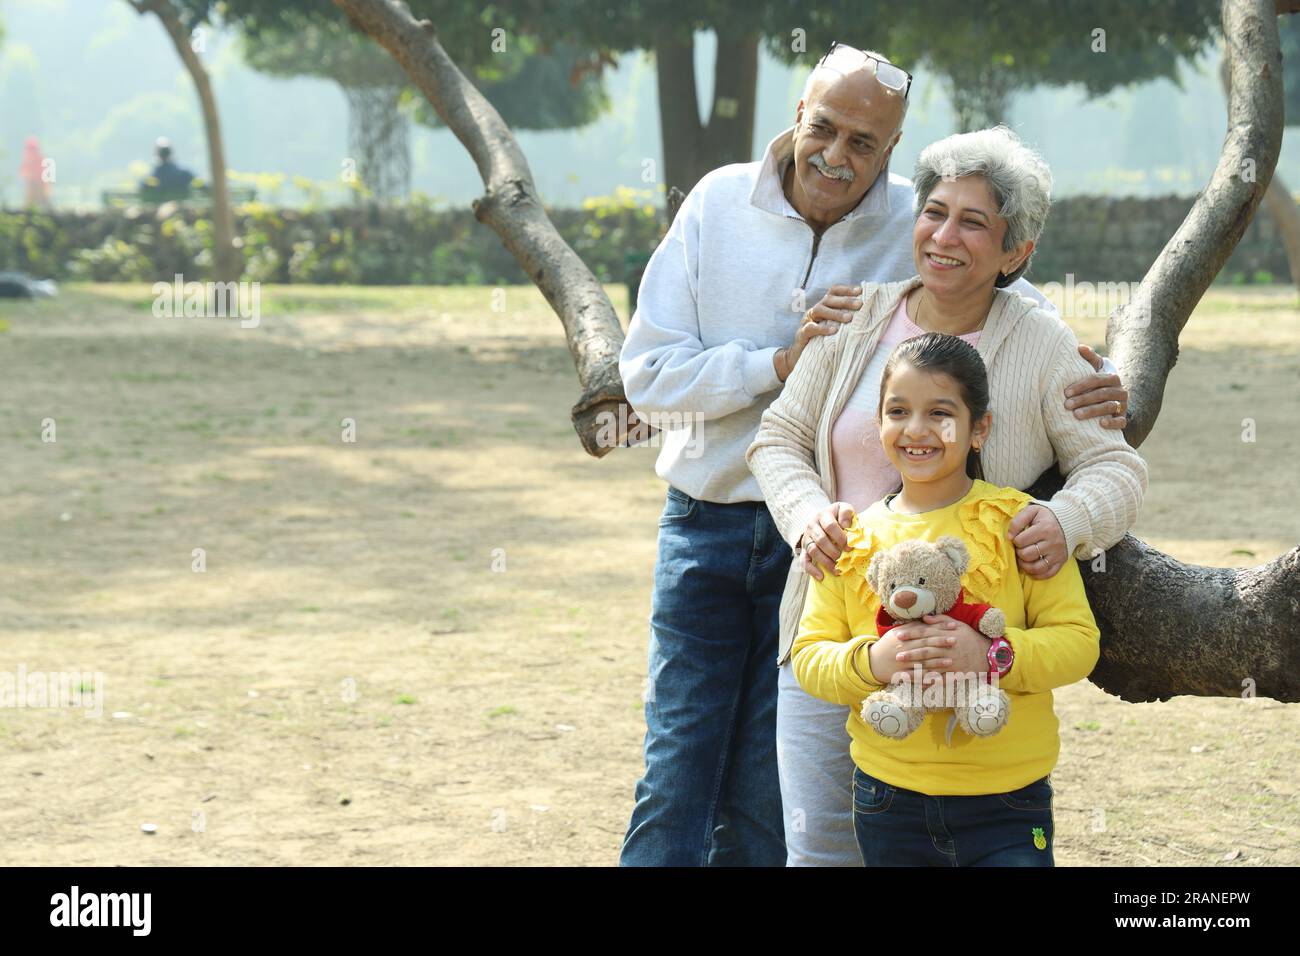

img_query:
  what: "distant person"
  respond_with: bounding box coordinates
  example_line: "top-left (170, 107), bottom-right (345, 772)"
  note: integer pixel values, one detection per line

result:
top-left (20, 136), bottom-right (51, 209)
top-left (142, 137), bottom-right (195, 198)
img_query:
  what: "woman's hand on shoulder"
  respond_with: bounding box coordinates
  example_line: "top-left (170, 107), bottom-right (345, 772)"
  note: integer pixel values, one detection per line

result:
top-left (1007, 504), bottom-right (1067, 579)
top-left (798, 501), bottom-right (857, 580)
top-left (777, 284), bottom-right (862, 382)
top-left (1064, 344), bottom-right (1128, 430)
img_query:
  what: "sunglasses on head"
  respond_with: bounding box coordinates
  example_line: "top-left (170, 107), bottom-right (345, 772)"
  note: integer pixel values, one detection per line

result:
top-left (817, 42), bottom-right (912, 98)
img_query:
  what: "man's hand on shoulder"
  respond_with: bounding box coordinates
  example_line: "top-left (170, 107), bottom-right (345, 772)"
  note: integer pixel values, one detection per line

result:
top-left (777, 284), bottom-right (862, 382)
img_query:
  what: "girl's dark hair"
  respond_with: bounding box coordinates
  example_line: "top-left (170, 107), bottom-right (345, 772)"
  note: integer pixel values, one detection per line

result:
top-left (877, 332), bottom-right (991, 491)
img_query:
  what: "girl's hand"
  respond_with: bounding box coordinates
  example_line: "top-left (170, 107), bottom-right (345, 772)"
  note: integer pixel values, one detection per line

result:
top-left (889, 614), bottom-right (990, 678)
top-left (776, 284), bottom-right (862, 382)
top-left (798, 502), bottom-right (857, 581)
top-left (1007, 504), bottom-right (1067, 580)
top-left (869, 617), bottom-right (961, 683)
top-left (1067, 344), bottom-right (1128, 430)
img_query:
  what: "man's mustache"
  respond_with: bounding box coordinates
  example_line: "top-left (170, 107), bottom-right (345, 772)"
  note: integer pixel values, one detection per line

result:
top-left (808, 151), bottom-right (854, 182)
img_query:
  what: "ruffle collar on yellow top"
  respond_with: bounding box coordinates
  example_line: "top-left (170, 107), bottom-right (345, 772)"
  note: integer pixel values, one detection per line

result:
top-left (833, 483), bottom-right (1033, 607)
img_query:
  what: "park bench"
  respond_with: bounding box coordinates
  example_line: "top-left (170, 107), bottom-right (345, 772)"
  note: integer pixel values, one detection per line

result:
top-left (101, 182), bottom-right (257, 207)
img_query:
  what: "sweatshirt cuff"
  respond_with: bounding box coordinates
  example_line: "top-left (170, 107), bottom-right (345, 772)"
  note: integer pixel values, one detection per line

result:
top-left (787, 499), bottom-right (827, 553)
top-left (743, 346), bottom-right (783, 398)
top-left (852, 638), bottom-right (886, 688)
top-left (820, 635), bottom-right (885, 698)
top-left (1033, 496), bottom-right (1092, 561)
top-left (999, 626), bottom-right (1033, 693)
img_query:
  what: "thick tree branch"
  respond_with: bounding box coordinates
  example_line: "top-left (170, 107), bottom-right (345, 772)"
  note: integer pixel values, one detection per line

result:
top-left (1109, 0), bottom-right (1283, 448)
top-left (333, 0), bottom-right (634, 456)
top-left (128, 0), bottom-right (240, 283)
top-left (1027, 468), bottom-right (1300, 702)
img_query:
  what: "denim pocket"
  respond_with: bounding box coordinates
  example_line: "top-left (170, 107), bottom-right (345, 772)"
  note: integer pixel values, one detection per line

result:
top-left (997, 776), bottom-right (1053, 812)
top-left (852, 771), bottom-right (895, 815)
top-left (658, 487), bottom-right (698, 527)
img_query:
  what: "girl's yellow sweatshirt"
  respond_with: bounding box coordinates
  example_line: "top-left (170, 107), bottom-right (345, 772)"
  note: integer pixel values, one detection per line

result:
top-left (791, 479), bottom-right (1100, 795)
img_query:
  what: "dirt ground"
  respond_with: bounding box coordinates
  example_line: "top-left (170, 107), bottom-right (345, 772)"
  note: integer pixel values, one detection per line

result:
top-left (0, 281), bottom-right (1295, 866)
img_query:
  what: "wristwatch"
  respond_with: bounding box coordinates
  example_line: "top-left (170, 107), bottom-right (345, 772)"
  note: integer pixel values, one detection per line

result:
top-left (988, 637), bottom-right (1014, 679)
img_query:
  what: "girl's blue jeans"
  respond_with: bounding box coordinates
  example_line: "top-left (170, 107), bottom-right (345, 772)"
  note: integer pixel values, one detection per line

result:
top-left (619, 486), bottom-right (789, 866)
top-left (853, 766), bottom-right (1055, 866)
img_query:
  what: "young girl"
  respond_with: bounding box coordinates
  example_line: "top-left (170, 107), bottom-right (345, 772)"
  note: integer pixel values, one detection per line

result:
top-left (791, 331), bottom-right (1101, 867)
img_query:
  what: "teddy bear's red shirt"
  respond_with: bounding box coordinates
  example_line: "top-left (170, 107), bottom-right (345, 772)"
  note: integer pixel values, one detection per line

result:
top-left (875, 587), bottom-right (999, 637)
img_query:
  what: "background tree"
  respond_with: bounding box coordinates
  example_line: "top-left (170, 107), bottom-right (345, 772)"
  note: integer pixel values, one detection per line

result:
top-left (241, 14), bottom-right (609, 202)
top-left (126, 0), bottom-right (240, 283)
top-left (875, 0), bottom-right (1220, 131)
top-left (242, 16), bottom-right (414, 201)
top-left (205, 1), bottom-right (1226, 196)
top-left (494, 1), bottom-right (1223, 191)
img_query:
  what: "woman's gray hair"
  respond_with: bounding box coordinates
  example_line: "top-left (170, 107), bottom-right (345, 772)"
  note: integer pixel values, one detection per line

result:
top-left (913, 126), bottom-right (1052, 287)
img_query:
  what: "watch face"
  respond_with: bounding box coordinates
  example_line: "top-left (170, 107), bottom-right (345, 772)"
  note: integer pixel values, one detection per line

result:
top-left (993, 643), bottom-right (1013, 667)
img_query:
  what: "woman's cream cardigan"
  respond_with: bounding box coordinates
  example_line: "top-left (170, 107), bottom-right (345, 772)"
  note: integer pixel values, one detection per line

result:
top-left (746, 276), bottom-right (1148, 665)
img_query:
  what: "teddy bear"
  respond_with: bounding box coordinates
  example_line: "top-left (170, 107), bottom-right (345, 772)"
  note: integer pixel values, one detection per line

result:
top-left (859, 535), bottom-right (1011, 744)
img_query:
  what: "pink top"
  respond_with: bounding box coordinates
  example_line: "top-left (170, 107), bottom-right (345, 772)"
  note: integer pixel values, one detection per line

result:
top-left (830, 295), bottom-right (982, 513)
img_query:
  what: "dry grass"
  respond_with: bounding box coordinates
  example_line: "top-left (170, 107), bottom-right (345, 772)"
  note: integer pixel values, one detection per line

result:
top-left (0, 281), bottom-right (1294, 865)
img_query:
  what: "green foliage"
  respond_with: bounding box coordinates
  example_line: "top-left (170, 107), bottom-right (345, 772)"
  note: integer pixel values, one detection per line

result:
top-left (69, 237), bottom-right (156, 282)
top-left (0, 193), bottom-right (663, 286)
top-left (239, 13), bottom-right (407, 87)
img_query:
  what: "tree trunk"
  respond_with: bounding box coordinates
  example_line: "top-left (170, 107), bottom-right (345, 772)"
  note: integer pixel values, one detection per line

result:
top-left (1116, 2), bottom-right (1284, 451)
top-left (1026, 469), bottom-right (1300, 703)
top-left (702, 27), bottom-right (758, 176)
top-left (343, 83), bottom-right (412, 201)
top-left (1260, 169), bottom-right (1300, 289)
top-left (1220, 52), bottom-right (1300, 292)
top-left (130, 0), bottom-right (241, 284)
top-left (948, 80), bottom-right (1008, 132)
top-left (338, 0), bottom-right (1300, 702)
top-left (654, 27), bottom-right (759, 196)
top-left (653, 28), bottom-right (703, 196)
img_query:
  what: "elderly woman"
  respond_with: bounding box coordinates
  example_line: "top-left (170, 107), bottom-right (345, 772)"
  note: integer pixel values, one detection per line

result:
top-left (745, 126), bottom-right (1148, 867)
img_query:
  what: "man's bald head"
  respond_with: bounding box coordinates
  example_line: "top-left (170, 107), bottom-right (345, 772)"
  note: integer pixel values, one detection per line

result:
top-left (800, 52), bottom-right (908, 137)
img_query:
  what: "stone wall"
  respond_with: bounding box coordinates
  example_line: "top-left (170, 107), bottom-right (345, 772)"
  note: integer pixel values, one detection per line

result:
top-left (1030, 195), bottom-right (1290, 285)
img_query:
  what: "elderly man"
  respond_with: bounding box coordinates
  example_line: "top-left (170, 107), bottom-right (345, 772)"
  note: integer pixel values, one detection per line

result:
top-left (617, 44), bottom-right (1123, 867)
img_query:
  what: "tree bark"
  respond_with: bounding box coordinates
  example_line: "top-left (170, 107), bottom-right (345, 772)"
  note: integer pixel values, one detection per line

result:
top-left (129, 0), bottom-right (241, 284)
top-left (1025, 469), bottom-right (1300, 703)
top-left (332, 0), bottom-right (633, 456)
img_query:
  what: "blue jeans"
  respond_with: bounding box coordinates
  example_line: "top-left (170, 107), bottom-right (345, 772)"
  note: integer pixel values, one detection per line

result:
top-left (620, 486), bottom-right (789, 866)
top-left (852, 767), bottom-right (1055, 866)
